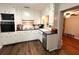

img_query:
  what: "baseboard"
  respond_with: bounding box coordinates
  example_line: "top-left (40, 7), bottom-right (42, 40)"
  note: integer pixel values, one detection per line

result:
top-left (63, 33), bottom-right (74, 38)
top-left (74, 36), bottom-right (79, 40)
top-left (64, 33), bottom-right (79, 40)
top-left (0, 46), bottom-right (3, 49)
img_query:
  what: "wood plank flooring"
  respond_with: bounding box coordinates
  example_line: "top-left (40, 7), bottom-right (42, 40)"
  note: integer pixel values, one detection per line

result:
top-left (0, 40), bottom-right (50, 55)
top-left (0, 35), bottom-right (79, 55)
top-left (59, 35), bottom-right (79, 55)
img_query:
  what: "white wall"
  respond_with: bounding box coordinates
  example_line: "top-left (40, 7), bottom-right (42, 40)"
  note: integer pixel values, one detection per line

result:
top-left (59, 3), bottom-right (79, 11)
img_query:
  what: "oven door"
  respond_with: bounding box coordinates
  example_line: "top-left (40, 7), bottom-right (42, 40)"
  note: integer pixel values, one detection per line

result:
top-left (1, 22), bottom-right (15, 32)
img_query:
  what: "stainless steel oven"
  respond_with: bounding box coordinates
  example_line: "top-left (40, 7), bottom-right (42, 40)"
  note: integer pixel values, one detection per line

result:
top-left (1, 22), bottom-right (15, 32)
top-left (1, 13), bottom-right (15, 32)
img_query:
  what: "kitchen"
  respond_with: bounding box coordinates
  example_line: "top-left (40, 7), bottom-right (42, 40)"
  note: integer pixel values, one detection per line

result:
top-left (0, 3), bottom-right (59, 53)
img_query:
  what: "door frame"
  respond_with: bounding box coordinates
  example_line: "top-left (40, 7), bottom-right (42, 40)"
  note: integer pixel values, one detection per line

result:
top-left (58, 5), bottom-right (79, 48)
top-left (60, 5), bottom-right (79, 36)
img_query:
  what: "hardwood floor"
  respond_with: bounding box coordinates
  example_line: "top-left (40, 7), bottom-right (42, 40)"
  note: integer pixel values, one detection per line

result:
top-left (0, 35), bottom-right (79, 55)
top-left (0, 40), bottom-right (50, 55)
top-left (59, 35), bottom-right (79, 55)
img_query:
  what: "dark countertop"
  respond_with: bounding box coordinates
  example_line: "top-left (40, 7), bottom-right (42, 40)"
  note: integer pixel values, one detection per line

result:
top-left (39, 29), bottom-right (57, 35)
top-left (16, 28), bottom-right (57, 35)
top-left (39, 30), bottom-right (57, 35)
top-left (1, 28), bottom-right (58, 35)
top-left (16, 28), bottom-right (40, 31)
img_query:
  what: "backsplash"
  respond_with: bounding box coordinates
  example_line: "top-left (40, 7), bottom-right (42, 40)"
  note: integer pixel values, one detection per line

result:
top-left (22, 20), bottom-right (34, 30)
top-left (16, 20), bottom-right (44, 31)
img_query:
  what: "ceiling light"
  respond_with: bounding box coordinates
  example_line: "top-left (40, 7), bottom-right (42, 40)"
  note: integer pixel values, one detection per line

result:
top-left (65, 15), bottom-right (71, 18)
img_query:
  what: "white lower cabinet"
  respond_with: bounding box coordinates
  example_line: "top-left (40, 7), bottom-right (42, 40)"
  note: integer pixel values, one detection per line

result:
top-left (36, 30), bottom-right (43, 42)
top-left (0, 30), bottom-right (42, 45)
top-left (0, 35), bottom-right (2, 46)
top-left (20, 31), bottom-right (31, 41)
top-left (17, 31), bottom-right (23, 42)
top-left (0, 32), bottom-right (17, 45)
top-left (47, 34), bottom-right (58, 51)
top-left (30, 30), bottom-right (39, 39)
top-left (20, 30), bottom-right (42, 41)
top-left (42, 33), bottom-right (58, 51)
top-left (0, 30), bottom-right (59, 51)
top-left (30, 30), bottom-right (43, 42)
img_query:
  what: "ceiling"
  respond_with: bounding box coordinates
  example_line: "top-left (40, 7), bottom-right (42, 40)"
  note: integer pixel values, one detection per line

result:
top-left (64, 6), bottom-right (79, 14)
top-left (0, 3), bottom-right (50, 11)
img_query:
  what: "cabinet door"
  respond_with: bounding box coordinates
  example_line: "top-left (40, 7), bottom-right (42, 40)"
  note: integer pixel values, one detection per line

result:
top-left (17, 31), bottom-right (23, 42)
top-left (47, 34), bottom-right (58, 50)
top-left (30, 30), bottom-right (43, 41)
top-left (16, 31), bottom-right (39, 43)
top-left (21, 31), bottom-right (30, 41)
top-left (0, 32), bottom-right (17, 45)
top-left (0, 34), bottom-right (2, 45)
top-left (17, 31), bottom-right (31, 42)
top-left (22, 8), bottom-right (34, 20)
top-left (30, 30), bottom-right (39, 40)
top-left (37, 30), bottom-right (43, 42)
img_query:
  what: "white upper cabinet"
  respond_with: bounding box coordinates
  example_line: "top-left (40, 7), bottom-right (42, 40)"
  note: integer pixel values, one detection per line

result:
top-left (0, 7), bottom-right (15, 14)
top-left (0, 6), bottom-right (41, 21)
top-left (21, 8), bottom-right (41, 21)
top-left (14, 7), bottom-right (41, 29)
top-left (21, 8), bottom-right (34, 20)
top-left (14, 8), bottom-right (22, 31)
top-left (15, 8), bottom-right (22, 23)
top-left (0, 6), bottom-right (16, 21)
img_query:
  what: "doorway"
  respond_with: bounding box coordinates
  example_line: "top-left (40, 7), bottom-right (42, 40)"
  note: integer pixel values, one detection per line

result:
top-left (60, 5), bottom-right (79, 55)
top-left (62, 6), bottom-right (79, 38)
